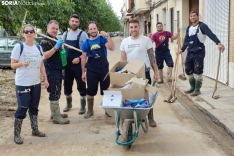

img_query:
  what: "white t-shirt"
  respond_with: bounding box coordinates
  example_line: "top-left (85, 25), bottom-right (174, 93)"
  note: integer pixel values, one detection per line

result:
top-left (120, 35), bottom-right (153, 68)
top-left (188, 24), bottom-right (206, 43)
top-left (10, 43), bottom-right (44, 86)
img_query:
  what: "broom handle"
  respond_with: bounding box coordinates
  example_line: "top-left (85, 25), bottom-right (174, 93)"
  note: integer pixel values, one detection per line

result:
top-left (172, 37), bottom-right (181, 96)
top-left (36, 32), bottom-right (83, 53)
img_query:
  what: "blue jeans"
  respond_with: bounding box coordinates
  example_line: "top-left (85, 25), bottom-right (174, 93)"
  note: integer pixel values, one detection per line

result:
top-left (15, 83), bottom-right (41, 119)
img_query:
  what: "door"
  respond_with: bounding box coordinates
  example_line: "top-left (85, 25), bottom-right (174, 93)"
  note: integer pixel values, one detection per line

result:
top-left (203, 0), bottom-right (229, 84)
top-left (189, 0), bottom-right (199, 25)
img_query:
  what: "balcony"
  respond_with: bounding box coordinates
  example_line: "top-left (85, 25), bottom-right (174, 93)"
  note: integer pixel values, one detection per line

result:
top-left (134, 0), bottom-right (151, 14)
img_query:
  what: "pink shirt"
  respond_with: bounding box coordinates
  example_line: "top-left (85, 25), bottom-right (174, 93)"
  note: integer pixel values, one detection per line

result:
top-left (151, 31), bottom-right (173, 49)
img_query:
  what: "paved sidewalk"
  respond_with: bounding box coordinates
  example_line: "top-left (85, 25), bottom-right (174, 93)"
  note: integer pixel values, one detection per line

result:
top-left (162, 67), bottom-right (234, 139)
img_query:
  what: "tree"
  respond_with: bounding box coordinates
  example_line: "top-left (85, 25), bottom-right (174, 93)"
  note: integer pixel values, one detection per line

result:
top-left (0, 0), bottom-right (121, 35)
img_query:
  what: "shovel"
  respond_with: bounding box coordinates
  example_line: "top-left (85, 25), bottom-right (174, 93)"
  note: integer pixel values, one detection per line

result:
top-left (164, 50), bottom-right (179, 103)
top-left (212, 50), bottom-right (221, 99)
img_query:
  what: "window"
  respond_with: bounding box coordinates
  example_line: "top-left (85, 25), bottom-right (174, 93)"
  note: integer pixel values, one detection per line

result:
top-left (0, 38), bottom-right (6, 50)
top-left (156, 14), bottom-right (159, 23)
top-left (7, 38), bottom-right (18, 50)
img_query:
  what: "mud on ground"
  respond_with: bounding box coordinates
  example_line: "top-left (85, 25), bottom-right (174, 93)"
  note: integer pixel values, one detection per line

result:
top-left (0, 69), bottom-right (17, 117)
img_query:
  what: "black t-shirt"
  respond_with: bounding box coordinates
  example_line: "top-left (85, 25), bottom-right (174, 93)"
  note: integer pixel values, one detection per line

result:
top-left (40, 33), bottom-right (63, 70)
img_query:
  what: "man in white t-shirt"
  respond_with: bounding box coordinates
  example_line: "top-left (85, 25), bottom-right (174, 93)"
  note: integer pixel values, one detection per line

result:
top-left (120, 19), bottom-right (158, 127)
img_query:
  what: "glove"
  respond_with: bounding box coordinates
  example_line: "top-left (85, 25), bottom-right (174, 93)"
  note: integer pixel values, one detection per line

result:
top-left (55, 39), bottom-right (63, 49)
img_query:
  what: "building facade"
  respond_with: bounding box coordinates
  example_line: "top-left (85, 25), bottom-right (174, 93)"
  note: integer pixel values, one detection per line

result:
top-left (120, 0), bottom-right (234, 88)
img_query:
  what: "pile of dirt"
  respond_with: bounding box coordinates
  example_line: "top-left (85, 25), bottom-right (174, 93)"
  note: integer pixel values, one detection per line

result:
top-left (0, 69), bottom-right (17, 117)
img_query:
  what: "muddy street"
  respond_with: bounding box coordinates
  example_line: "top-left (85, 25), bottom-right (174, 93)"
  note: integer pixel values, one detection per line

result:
top-left (0, 37), bottom-right (234, 156)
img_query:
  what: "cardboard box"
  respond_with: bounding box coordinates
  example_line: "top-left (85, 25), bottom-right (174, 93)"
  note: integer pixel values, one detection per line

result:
top-left (109, 77), bottom-right (157, 102)
top-left (109, 58), bottom-right (146, 86)
top-left (102, 90), bottom-right (122, 107)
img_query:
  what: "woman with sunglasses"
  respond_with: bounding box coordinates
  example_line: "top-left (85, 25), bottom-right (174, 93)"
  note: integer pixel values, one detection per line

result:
top-left (10, 24), bottom-right (49, 144)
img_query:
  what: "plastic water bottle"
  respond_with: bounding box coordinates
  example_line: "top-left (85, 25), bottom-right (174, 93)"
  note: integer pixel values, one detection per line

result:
top-left (60, 49), bottom-right (67, 66)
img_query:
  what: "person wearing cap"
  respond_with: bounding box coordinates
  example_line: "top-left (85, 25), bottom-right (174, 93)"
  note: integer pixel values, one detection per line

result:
top-left (62, 14), bottom-right (89, 114)
top-left (177, 10), bottom-right (225, 96)
top-left (40, 20), bottom-right (70, 124)
top-left (81, 21), bottom-right (115, 118)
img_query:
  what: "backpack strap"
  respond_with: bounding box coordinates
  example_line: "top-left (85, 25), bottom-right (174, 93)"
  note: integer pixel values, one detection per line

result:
top-left (20, 43), bottom-right (23, 56)
top-left (19, 43), bottom-right (42, 56)
top-left (36, 44), bottom-right (43, 56)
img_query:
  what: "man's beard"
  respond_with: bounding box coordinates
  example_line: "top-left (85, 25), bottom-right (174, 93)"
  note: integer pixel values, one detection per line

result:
top-left (131, 31), bottom-right (139, 37)
top-left (70, 25), bottom-right (78, 31)
top-left (91, 32), bottom-right (98, 37)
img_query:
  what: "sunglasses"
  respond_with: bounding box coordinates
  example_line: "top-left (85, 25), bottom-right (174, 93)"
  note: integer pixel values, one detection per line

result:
top-left (23, 30), bottom-right (35, 34)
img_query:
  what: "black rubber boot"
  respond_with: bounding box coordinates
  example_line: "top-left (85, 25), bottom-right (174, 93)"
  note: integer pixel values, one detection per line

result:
top-left (79, 96), bottom-right (86, 115)
top-left (148, 108), bottom-right (157, 127)
top-left (190, 78), bottom-right (202, 96)
top-left (63, 95), bottom-right (72, 112)
top-left (14, 118), bottom-right (23, 144)
top-left (30, 115), bottom-right (46, 137)
top-left (84, 97), bottom-right (94, 118)
top-left (184, 76), bottom-right (195, 94)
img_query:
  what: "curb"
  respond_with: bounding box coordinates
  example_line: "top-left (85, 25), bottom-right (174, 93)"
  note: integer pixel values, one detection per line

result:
top-left (176, 84), bottom-right (234, 139)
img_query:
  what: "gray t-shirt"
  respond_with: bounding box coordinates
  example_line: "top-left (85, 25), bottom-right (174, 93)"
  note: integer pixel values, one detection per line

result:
top-left (63, 29), bottom-right (89, 49)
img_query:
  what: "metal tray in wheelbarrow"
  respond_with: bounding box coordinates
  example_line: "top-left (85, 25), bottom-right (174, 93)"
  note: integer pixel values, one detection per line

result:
top-left (99, 91), bottom-right (159, 120)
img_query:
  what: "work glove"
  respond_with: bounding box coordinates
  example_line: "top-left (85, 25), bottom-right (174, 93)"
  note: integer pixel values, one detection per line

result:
top-left (55, 39), bottom-right (63, 49)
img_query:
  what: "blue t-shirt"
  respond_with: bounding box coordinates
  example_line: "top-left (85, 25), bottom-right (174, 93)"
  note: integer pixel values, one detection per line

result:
top-left (82, 36), bottom-right (108, 57)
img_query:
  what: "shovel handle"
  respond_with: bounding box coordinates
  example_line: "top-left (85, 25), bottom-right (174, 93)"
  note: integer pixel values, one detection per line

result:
top-left (36, 32), bottom-right (83, 53)
top-left (212, 50), bottom-right (221, 98)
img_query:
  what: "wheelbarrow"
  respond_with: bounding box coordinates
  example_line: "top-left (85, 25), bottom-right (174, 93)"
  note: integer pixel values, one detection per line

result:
top-left (99, 90), bottom-right (159, 150)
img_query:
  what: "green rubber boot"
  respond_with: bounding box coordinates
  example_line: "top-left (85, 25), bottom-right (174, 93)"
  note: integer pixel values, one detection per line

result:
top-left (190, 77), bottom-right (203, 96)
top-left (30, 115), bottom-right (45, 137)
top-left (14, 118), bottom-right (23, 144)
top-left (50, 101), bottom-right (70, 124)
top-left (63, 95), bottom-right (72, 112)
top-left (79, 96), bottom-right (86, 115)
top-left (148, 108), bottom-right (157, 127)
top-left (184, 75), bottom-right (195, 94)
top-left (84, 96), bottom-right (94, 118)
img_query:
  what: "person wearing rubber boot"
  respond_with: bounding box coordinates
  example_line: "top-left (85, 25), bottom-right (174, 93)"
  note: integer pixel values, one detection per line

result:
top-left (62, 14), bottom-right (89, 114)
top-left (149, 22), bottom-right (180, 83)
top-left (120, 19), bottom-right (158, 127)
top-left (81, 21), bottom-right (115, 118)
top-left (40, 20), bottom-right (70, 124)
top-left (10, 24), bottom-right (49, 144)
top-left (177, 10), bottom-right (225, 96)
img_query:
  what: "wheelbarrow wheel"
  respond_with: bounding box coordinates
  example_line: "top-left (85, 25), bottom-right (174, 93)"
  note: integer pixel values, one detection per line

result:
top-left (121, 119), bottom-right (134, 150)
